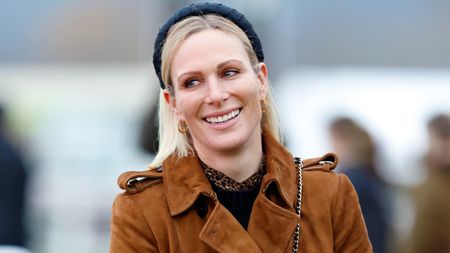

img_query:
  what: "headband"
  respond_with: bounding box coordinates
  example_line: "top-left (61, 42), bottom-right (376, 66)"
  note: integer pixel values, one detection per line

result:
top-left (152, 2), bottom-right (264, 89)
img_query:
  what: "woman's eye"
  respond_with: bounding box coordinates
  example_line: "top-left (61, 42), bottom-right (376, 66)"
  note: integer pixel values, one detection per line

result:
top-left (223, 69), bottom-right (238, 78)
top-left (183, 79), bottom-right (199, 88)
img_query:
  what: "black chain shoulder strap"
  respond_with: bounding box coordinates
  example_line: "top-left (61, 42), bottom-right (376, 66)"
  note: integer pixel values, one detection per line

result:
top-left (293, 157), bottom-right (303, 253)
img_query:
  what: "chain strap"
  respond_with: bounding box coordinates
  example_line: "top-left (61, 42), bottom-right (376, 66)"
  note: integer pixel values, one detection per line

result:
top-left (292, 157), bottom-right (303, 253)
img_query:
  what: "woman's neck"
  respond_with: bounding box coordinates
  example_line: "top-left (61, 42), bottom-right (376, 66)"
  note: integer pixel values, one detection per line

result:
top-left (196, 131), bottom-right (263, 183)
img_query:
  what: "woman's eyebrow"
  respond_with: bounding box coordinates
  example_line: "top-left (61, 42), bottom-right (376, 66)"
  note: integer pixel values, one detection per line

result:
top-left (176, 59), bottom-right (245, 82)
top-left (217, 59), bottom-right (245, 69)
top-left (176, 71), bottom-right (201, 83)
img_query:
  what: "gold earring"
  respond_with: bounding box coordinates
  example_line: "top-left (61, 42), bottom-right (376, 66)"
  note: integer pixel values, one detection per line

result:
top-left (178, 120), bottom-right (188, 134)
top-left (261, 99), bottom-right (269, 113)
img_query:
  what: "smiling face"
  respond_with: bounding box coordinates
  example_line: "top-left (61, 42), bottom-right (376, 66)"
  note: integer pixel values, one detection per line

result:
top-left (165, 29), bottom-right (268, 156)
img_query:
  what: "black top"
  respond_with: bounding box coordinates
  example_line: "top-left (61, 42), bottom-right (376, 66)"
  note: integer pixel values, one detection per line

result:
top-left (210, 180), bottom-right (261, 230)
top-left (200, 160), bottom-right (265, 230)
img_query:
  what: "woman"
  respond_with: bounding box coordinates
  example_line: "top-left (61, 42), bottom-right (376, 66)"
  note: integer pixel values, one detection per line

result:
top-left (110, 3), bottom-right (371, 253)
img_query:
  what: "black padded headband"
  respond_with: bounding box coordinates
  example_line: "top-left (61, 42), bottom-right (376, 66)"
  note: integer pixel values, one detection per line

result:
top-left (153, 2), bottom-right (264, 89)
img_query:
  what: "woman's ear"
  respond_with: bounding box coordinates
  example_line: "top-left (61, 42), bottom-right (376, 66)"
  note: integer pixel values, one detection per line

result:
top-left (163, 90), bottom-right (173, 106)
top-left (257, 62), bottom-right (269, 99)
top-left (163, 90), bottom-right (185, 121)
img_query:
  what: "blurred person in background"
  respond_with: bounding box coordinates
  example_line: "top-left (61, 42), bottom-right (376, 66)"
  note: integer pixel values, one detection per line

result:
top-left (405, 113), bottom-right (450, 253)
top-left (0, 105), bottom-right (29, 252)
top-left (110, 3), bottom-right (371, 252)
top-left (329, 117), bottom-right (390, 253)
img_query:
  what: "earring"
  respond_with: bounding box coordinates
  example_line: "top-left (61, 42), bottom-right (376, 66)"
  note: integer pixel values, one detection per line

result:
top-left (178, 120), bottom-right (188, 134)
top-left (261, 99), bottom-right (269, 113)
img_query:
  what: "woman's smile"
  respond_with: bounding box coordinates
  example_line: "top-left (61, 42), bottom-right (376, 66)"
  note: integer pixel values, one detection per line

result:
top-left (204, 108), bottom-right (241, 124)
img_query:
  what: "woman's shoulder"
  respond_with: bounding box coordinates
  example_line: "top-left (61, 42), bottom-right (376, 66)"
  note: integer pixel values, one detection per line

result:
top-left (116, 166), bottom-right (164, 194)
top-left (113, 166), bottom-right (168, 215)
top-left (301, 152), bottom-right (342, 181)
top-left (302, 153), bottom-right (338, 172)
top-left (300, 153), bottom-right (354, 198)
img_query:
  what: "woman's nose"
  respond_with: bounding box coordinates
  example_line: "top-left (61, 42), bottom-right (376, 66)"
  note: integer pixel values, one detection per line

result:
top-left (205, 77), bottom-right (229, 105)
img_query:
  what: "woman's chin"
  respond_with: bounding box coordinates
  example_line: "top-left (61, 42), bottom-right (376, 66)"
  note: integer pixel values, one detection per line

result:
top-left (192, 127), bottom-right (262, 155)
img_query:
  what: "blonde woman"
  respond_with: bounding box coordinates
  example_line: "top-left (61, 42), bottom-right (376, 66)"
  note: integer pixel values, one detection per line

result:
top-left (110, 3), bottom-right (371, 253)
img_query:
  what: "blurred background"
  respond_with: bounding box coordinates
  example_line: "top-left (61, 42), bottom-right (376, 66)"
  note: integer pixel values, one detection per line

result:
top-left (1, 0), bottom-right (449, 252)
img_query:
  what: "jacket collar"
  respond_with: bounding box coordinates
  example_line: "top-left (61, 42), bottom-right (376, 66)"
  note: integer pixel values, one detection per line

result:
top-left (163, 154), bottom-right (213, 216)
top-left (163, 130), bottom-right (297, 216)
top-left (260, 130), bottom-right (297, 209)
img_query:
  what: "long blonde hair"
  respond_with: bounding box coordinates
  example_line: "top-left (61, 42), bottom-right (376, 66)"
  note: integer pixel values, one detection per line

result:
top-left (150, 14), bottom-right (282, 168)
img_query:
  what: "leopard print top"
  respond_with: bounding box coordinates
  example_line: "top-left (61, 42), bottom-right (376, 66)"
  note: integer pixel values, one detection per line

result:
top-left (200, 157), bottom-right (265, 191)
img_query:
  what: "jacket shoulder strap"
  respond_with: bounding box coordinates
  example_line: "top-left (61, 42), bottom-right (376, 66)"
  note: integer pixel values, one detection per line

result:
top-left (302, 153), bottom-right (338, 172)
top-left (117, 166), bottom-right (163, 194)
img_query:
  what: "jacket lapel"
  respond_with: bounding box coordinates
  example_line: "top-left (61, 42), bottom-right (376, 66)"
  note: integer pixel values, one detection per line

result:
top-left (199, 204), bottom-right (262, 253)
top-left (163, 154), bottom-right (263, 252)
top-left (247, 194), bottom-right (299, 253)
top-left (246, 131), bottom-right (300, 252)
top-left (163, 155), bottom-right (214, 216)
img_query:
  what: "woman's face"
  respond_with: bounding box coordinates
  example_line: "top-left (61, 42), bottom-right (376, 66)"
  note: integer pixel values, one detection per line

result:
top-left (165, 29), bottom-right (268, 155)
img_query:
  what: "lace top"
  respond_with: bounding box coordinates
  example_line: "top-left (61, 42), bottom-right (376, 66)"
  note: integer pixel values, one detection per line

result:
top-left (199, 158), bottom-right (265, 229)
top-left (200, 158), bottom-right (265, 191)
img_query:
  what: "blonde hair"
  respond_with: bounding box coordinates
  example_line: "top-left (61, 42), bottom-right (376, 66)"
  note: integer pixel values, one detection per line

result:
top-left (150, 14), bottom-right (282, 168)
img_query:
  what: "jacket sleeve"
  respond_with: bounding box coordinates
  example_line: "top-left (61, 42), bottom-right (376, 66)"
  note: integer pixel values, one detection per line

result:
top-left (332, 174), bottom-right (373, 253)
top-left (110, 194), bottom-right (159, 253)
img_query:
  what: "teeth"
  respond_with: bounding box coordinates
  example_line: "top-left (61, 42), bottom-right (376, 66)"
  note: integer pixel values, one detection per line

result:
top-left (206, 109), bottom-right (240, 124)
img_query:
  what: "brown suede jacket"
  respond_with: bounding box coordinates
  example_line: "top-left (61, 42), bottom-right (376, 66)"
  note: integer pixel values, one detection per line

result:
top-left (110, 132), bottom-right (372, 253)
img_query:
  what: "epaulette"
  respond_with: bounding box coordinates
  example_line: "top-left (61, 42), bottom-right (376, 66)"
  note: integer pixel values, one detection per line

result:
top-left (302, 153), bottom-right (338, 172)
top-left (118, 166), bottom-right (163, 194)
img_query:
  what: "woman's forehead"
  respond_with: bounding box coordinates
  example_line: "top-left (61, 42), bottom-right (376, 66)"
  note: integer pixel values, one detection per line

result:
top-left (171, 29), bottom-right (250, 73)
